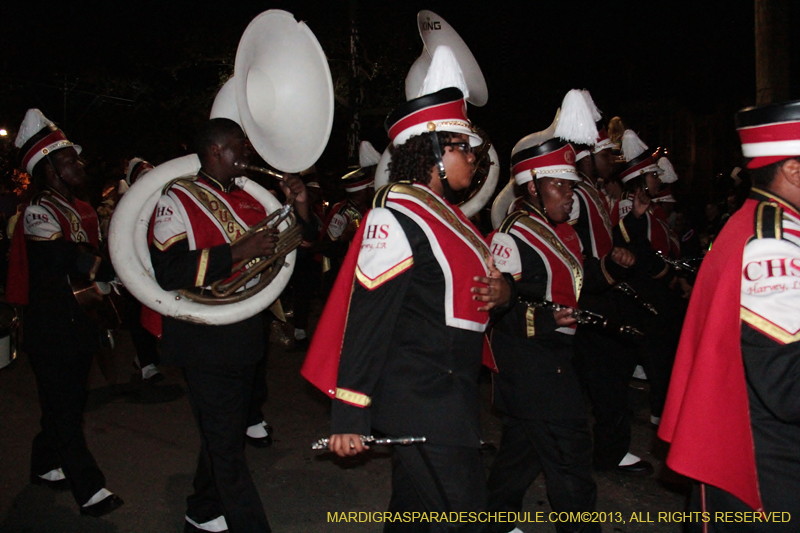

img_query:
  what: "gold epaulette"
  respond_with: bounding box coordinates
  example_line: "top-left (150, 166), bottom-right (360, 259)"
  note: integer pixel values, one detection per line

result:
top-left (755, 201), bottom-right (782, 240)
top-left (498, 210), bottom-right (528, 234)
top-left (372, 182), bottom-right (407, 209)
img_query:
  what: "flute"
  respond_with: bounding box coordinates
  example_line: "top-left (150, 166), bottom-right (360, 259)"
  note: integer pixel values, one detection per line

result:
top-left (311, 436), bottom-right (426, 450)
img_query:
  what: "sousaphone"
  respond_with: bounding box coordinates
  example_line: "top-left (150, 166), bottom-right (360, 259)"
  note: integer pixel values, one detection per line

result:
top-left (109, 10), bottom-right (334, 325)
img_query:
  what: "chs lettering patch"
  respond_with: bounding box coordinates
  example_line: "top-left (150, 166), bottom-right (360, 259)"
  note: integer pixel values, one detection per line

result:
top-left (741, 238), bottom-right (800, 344)
top-left (355, 208), bottom-right (413, 290)
top-left (490, 232), bottom-right (522, 281)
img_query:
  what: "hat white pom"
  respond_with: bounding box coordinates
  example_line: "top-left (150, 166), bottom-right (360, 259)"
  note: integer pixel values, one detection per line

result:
top-left (581, 90), bottom-right (602, 122)
top-left (15, 108), bottom-right (56, 148)
top-left (358, 141), bottom-right (381, 168)
top-left (418, 46), bottom-right (469, 99)
top-left (657, 157), bottom-right (678, 183)
top-left (554, 89), bottom-right (599, 145)
top-left (621, 130), bottom-right (649, 161)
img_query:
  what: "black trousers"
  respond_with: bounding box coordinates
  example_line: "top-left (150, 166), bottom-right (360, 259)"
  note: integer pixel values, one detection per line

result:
top-left (123, 291), bottom-right (160, 368)
top-left (289, 255), bottom-right (319, 331)
top-left (182, 363), bottom-right (270, 533)
top-left (386, 444), bottom-right (487, 533)
top-left (487, 417), bottom-right (600, 533)
top-left (246, 355), bottom-right (268, 428)
top-left (28, 350), bottom-right (106, 506)
top-left (572, 326), bottom-right (638, 468)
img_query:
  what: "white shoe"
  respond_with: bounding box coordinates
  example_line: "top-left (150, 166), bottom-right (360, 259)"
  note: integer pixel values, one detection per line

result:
top-left (650, 415), bottom-right (661, 426)
top-left (186, 515), bottom-right (228, 532)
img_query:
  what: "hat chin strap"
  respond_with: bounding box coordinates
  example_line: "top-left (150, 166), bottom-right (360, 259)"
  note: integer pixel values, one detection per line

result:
top-left (428, 131), bottom-right (457, 203)
top-left (531, 177), bottom-right (557, 225)
top-left (44, 153), bottom-right (73, 200)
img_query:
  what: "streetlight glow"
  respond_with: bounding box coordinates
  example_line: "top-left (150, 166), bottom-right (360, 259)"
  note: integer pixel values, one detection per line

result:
top-left (0, 129), bottom-right (7, 137)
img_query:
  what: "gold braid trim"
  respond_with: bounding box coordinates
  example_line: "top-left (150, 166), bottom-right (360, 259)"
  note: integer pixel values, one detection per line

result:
top-left (335, 388), bottom-right (372, 407)
top-left (387, 183), bottom-right (492, 264)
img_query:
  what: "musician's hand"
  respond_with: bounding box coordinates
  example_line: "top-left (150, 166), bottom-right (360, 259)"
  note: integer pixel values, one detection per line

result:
top-left (472, 258), bottom-right (511, 312)
top-left (632, 187), bottom-right (651, 217)
top-left (279, 174), bottom-right (310, 222)
top-left (329, 433), bottom-right (368, 457)
top-left (554, 307), bottom-right (578, 327)
top-left (230, 227), bottom-right (278, 263)
top-left (609, 247), bottom-right (636, 268)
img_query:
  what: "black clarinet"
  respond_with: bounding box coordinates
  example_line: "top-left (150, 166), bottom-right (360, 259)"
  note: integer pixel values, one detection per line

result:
top-left (613, 282), bottom-right (659, 315)
top-left (655, 250), bottom-right (699, 276)
top-left (518, 297), bottom-right (644, 337)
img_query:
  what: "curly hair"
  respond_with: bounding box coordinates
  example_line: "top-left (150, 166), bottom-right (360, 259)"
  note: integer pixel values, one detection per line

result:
top-left (388, 131), bottom-right (455, 185)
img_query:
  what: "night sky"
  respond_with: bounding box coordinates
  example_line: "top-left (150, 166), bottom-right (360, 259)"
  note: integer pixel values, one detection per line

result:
top-left (0, 0), bottom-right (797, 197)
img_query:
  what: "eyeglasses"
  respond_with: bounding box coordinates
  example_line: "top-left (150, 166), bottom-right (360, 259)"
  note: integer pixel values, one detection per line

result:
top-left (442, 141), bottom-right (474, 155)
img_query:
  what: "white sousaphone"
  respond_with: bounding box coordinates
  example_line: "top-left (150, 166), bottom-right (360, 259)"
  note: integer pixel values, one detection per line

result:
top-left (491, 109), bottom-right (560, 229)
top-left (374, 10), bottom-right (499, 218)
top-left (109, 10), bottom-right (334, 325)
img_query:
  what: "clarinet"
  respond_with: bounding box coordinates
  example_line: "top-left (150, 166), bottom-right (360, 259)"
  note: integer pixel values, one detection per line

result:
top-left (311, 436), bottom-right (426, 450)
top-left (655, 251), bottom-right (699, 276)
top-left (518, 297), bottom-right (644, 337)
top-left (613, 282), bottom-right (659, 315)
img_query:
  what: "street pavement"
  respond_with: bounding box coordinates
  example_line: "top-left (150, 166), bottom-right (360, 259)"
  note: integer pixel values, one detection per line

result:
top-left (0, 318), bottom-right (689, 533)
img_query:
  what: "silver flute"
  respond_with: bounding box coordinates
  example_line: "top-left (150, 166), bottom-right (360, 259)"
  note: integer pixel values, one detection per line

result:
top-left (311, 436), bottom-right (426, 450)
top-left (234, 161), bottom-right (286, 180)
top-left (520, 297), bottom-right (644, 337)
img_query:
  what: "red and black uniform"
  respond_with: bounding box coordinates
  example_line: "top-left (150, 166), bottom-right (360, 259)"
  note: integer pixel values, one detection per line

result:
top-left (303, 183), bottom-right (495, 526)
top-left (150, 172), bottom-right (270, 533)
top-left (659, 189), bottom-right (800, 531)
top-left (487, 202), bottom-right (615, 533)
top-left (571, 180), bottom-right (644, 469)
top-left (7, 188), bottom-right (114, 507)
top-left (611, 192), bottom-right (685, 423)
top-left (319, 198), bottom-right (367, 295)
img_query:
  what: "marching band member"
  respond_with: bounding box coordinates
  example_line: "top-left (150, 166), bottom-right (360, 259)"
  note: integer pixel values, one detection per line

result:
top-left (150, 118), bottom-right (308, 533)
top-left (118, 157), bottom-right (164, 383)
top-left (302, 47), bottom-right (510, 528)
top-left (612, 129), bottom-right (685, 429)
top-left (319, 140), bottom-right (379, 296)
top-left (660, 99), bottom-right (800, 531)
top-left (7, 109), bottom-right (123, 517)
top-left (558, 93), bottom-right (655, 475)
top-left (487, 136), bottom-right (633, 533)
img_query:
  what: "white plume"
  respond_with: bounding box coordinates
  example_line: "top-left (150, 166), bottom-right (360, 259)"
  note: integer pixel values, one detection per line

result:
top-left (15, 108), bottom-right (55, 148)
top-left (359, 141), bottom-right (381, 168)
top-left (581, 90), bottom-right (602, 122)
top-left (657, 157), bottom-right (678, 183)
top-left (621, 130), bottom-right (649, 161)
top-left (554, 89), bottom-right (599, 145)
top-left (417, 46), bottom-right (469, 99)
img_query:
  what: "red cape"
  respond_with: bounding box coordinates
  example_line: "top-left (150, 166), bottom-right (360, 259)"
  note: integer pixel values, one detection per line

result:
top-left (658, 198), bottom-right (761, 511)
top-left (6, 219), bottom-right (29, 305)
